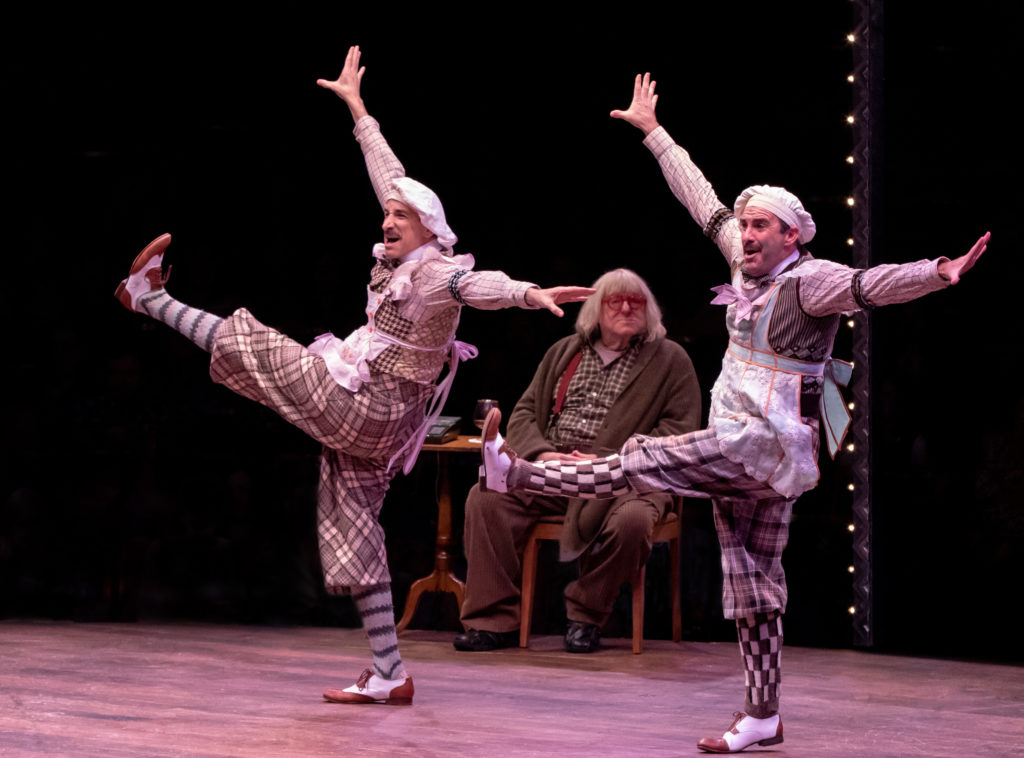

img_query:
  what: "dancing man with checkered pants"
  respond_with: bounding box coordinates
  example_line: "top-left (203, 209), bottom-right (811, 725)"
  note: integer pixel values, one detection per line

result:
top-left (478, 72), bottom-right (989, 752)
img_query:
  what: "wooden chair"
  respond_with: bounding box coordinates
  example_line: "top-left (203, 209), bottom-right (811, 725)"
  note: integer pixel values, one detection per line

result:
top-left (519, 497), bottom-right (683, 654)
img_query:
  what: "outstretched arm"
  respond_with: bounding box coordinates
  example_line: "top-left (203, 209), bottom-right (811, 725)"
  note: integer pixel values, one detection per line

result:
top-left (938, 231), bottom-right (989, 284)
top-left (434, 265), bottom-right (594, 317)
top-left (316, 45), bottom-right (369, 123)
top-left (609, 72), bottom-right (661, 136)
top-left (523, 286), bottom-right (596, 318)
top-left (798, 232), bottom-right (992, 318)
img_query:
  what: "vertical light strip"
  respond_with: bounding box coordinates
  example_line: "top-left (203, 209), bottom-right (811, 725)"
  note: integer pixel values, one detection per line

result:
top-left (848, 0), bottom-right (880, 648)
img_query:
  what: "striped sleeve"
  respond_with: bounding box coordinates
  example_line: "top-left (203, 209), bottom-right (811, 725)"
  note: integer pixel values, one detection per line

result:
top-left (797, 258), bottom-right (950, 317)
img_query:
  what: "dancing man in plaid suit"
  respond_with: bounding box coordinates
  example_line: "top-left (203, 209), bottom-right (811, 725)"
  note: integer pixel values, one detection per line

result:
top-left (478, 73), bottom-right (988, 752)
top-left (114, 46), bottom-right (592, 706)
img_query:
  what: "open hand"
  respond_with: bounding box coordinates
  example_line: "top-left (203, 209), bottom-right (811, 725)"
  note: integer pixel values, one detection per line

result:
top-left (938, 231), bottom-right (989, 284)
top-left (610, 72), bottom-right (660, 136)
top-left (316, 45), bottom-right (368, 120)
top-left (524, 286), bottom-right (596, 317)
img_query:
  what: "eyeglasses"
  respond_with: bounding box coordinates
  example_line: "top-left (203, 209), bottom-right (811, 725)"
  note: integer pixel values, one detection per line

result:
top-left (602, 294), bottom-right (647, 311)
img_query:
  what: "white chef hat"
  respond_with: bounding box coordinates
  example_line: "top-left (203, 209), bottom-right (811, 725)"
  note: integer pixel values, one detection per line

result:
top-left (734, 185), bottom-right (816, 244)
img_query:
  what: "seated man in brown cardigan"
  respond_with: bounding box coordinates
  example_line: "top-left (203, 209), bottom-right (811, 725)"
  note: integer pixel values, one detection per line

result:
top-left (455, 269), bottom-right (701, 653)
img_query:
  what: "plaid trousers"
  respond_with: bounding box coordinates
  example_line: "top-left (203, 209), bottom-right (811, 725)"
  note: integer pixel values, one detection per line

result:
top-left (209, 308), bottom-right (432, 589)
top-left (621, 429), bottom-right (795, 618)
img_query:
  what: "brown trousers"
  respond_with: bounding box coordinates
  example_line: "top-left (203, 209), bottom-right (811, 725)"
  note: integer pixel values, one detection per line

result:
top-left (459, 484), bottom-right (662, 631)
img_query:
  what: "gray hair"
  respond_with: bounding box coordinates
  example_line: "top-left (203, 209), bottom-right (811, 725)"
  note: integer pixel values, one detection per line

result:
top-left (575, 268), bottom-right (667, 344)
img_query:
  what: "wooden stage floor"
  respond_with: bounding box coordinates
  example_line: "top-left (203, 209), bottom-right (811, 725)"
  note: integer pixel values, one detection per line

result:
top-left (1, 620), bottom-right (1021, 757)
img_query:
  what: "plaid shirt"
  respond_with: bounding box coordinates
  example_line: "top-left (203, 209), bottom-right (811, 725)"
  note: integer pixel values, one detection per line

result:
top-left (546, 341), bottom-right (641, 451)
top-left (642, 126), bottom-right (949, 316)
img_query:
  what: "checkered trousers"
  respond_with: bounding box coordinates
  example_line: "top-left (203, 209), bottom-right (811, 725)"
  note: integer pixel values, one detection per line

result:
top-left (621, 429), bottom-right (794, 618)
top-left (525, 455), bottom-right (632, 498)
top-left (209, 308), bottom-right (433, 588)
top-left (738, 611), bottom-right (783, 718)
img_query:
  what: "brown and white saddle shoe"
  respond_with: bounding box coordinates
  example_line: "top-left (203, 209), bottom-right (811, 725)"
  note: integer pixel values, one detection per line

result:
top-left (479, 407), bottom-right (517, 493)
top-left (114, 233), bottom-right (172, 311)
top-left (323, 668), bottom-right (414, 706)
top-left (697, 711), bottom-right (783, 753)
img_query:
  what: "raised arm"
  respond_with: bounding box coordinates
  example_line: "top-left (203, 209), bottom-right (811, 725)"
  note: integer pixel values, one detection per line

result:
top-left (611, 73), bottom-right (741, 268)
top-left (317, 46), bottom-right (404, 209)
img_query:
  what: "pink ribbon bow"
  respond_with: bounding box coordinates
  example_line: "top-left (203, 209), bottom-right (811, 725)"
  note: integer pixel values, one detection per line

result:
top-left (710, 284), bottom-right (755, 322)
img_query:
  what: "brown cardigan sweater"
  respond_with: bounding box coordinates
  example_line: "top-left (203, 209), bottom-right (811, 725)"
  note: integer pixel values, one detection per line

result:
top-left (506, 334), bottom-right (702, 559)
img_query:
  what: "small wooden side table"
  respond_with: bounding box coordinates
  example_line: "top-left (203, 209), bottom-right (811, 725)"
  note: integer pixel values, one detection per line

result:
top-left (396, 434), bottom-right (480, 633)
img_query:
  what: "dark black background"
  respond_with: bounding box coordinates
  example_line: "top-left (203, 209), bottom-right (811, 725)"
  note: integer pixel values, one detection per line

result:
top-left (2, 4), bottom-right (1021, 661)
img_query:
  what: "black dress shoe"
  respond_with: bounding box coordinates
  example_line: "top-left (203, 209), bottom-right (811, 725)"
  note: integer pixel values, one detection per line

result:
top-left (453, 628), bottom-right (518, 652)
top-left (564, 621), bottom-right (601, 653)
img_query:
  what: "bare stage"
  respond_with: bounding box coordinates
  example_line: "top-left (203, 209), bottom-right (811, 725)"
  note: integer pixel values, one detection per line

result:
top-left (1, 621), bottom-right (1021, 757)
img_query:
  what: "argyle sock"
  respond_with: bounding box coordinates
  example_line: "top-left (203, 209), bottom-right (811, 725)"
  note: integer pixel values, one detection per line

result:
top-left (737, 610), bottom-right (783, 718)
top-left (352, 583), bottom-right (406, 681)
top-left (512, 454), bottom-right (631, 499)
top-left (137, 289), bottom-right (224, 353)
